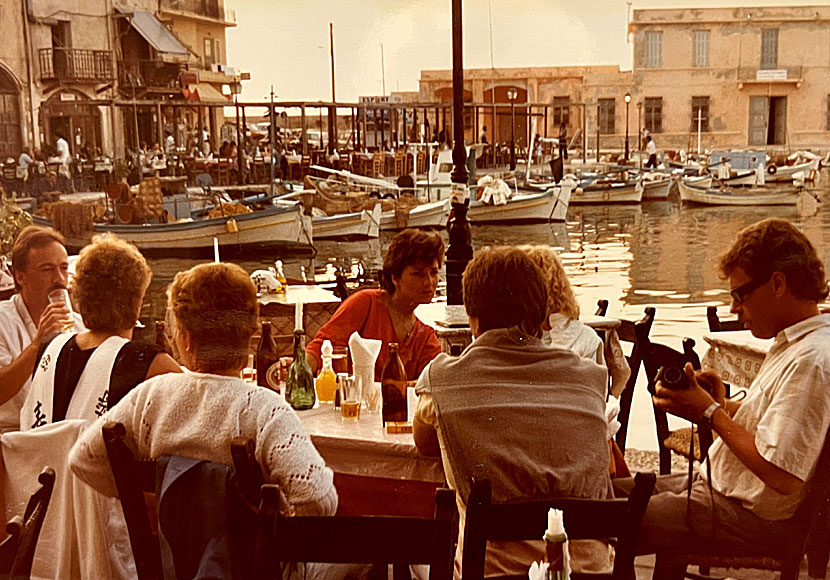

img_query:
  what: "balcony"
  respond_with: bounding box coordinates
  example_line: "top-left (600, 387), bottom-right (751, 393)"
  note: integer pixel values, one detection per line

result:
top-left (39, 48), bottom-right (114, 83)
top-left (118, 59), bottom-right (184, 94)
top-left (159, 0), bottom-right (236, 25)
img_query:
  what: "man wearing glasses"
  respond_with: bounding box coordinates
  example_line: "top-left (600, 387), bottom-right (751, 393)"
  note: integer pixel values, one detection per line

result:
top-left (618, 218), bottom-right (830, 577)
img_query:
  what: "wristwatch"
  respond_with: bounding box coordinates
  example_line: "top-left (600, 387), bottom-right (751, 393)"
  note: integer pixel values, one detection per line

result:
top-left (700, 402), bottom-right (722, 429)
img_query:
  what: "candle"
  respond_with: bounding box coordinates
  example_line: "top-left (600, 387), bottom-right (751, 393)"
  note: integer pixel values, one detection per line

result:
top-left (295, 300), bottom-right (303, 331)
top-left (213, 237), bottom-right (220, 263)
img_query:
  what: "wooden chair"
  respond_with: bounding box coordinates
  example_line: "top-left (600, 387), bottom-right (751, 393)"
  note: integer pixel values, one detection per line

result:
top-left (0, 467), bottom-right (56, 579)
top-left (255, 484), bottom-right (456, 580)
top-left (462, 472), bottom-right (656, 580)
top-left (705, 306), bottom-right (745, 332)
top-left (614, 307), bottom-right (657, 454)
top-left (639, 336), bottom-right (703, 475)
top-left (102, 422), bottom-right (262, 580)
top-left (656, 426), bottom-right (830, 580)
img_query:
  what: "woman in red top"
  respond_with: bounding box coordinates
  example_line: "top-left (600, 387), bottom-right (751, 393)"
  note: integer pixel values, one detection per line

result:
top-left (307, 229), bottom-right (444, 380)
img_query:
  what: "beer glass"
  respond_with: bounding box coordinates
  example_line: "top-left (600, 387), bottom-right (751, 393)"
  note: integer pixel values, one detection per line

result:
top-left (339, 375), bottom-right (361, 422)
top-left (48, 288), bottom-right (75, 333)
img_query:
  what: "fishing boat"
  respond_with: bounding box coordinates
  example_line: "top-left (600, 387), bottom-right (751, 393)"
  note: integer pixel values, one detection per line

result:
top-left (569, 176), bottom-right (644, 205)
top-left (641, 175), bottom-right (674, 200)
top-left (678, 176), bottom-right (805, 206)
top-left (467, 186), bottom-right (572, 223)
top-left (312, 204), bottom-right (381, 240)
top-left (379, 198), bottom-right (451, 230)
top-left (33, 201), bottom-right (314, 257)
top-left (765, 156), bottom-right (821, 183)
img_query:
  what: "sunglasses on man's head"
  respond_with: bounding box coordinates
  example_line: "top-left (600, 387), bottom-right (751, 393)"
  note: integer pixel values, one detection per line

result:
top-left (730, 274), bottom-right (771, 304)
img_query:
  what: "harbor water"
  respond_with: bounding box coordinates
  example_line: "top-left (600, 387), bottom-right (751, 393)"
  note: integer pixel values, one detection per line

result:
top-left (140, 183), bottom-right (830, 452)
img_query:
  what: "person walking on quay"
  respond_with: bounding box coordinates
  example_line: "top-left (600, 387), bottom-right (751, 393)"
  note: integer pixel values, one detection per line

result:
top-left (645, 135), bottom-right (658, 168)
top-left (558, 122), bottom-right (568, 161)
top-left (615, 218), bottom-right (830, 579)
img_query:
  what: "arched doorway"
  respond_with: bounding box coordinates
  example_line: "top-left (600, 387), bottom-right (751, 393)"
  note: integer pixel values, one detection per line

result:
top-left (483, 86), bottom-right (528, 148)
top-left (0, 67), bottom-right (22, 158)
top-left (40, 90), bottom-right (102, 157)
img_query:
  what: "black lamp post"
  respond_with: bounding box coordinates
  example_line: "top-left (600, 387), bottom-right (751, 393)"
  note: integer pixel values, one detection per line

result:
top-left (445, 0), bottom-right (472, 306)
top-left (637, 101), bottom-right (643, 168)
top-left (624, 92), bottom-right (631, 163)
top-left (507, 87), bottom-right (517, 170)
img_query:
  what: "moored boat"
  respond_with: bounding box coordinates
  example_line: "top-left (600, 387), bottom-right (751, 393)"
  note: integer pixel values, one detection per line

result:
top-left (678, 177), bottom-right (804, 206)
top-left (468, 185), bottom-right (572, 224)
top-left (569, 179), bottom-right (643, 205)
top-left (312, 204), bottom-right (381, 240)
top-left (379, 198), bottom-right (451, 230)
top-left (642, 176), bottom-right (673, 200)
top-left (33, 202), bottom-right (314, 257)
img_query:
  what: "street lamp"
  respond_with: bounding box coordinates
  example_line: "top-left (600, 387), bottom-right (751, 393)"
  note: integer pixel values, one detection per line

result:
top-left (624, 92), bottom-right (631, 163)
top-left (637, 101), bottom-right (643, 168)
top-left (507, 87), bottom-right (517, 170)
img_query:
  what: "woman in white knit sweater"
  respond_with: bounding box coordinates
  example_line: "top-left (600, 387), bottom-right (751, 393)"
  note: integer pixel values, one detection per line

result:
top-left (69, 262), bottom-right (337, 517)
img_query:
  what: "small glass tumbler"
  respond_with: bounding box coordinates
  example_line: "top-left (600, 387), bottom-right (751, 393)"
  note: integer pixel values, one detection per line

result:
top-left (48, 288), bottom-right (75, 333)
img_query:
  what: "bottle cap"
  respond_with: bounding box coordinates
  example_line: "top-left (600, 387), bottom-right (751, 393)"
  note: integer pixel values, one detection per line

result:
top-left (322, 339), bottom-right (333, 357)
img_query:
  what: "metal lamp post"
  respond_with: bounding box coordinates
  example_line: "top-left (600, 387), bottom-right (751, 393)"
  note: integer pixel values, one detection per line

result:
top-left (637, 101), bottom-right (642, 168)
top-left (507, 87), bottom-right (517, 170)
top-left (624, 92), bottom-right (631, 163)
top-left (445, 0), bottom-right (472, 306)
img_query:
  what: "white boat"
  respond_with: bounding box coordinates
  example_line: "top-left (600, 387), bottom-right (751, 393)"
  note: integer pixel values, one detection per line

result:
top-left (642, 176), bottom-right (673, 200)
top-left (380, 198), bottom-right (451, 230)
top-left (468, 185), bottom-right (572, 224)
top-left (312, 204), bottom-right (381, 240)
top-left (678, 177), bottom-right (804, 206)
top-left (569, 179), bottom-right (643, 205)
top-left (766, 157), bottom-right (821, 182)
top-left (32, 202), bottom-right (314, 257)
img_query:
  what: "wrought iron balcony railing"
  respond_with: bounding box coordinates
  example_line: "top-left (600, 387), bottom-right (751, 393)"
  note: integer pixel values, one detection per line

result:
top-left (39, 48), bottom-right (114, 82)
top-left (159, 0), bottom-right (234, 23)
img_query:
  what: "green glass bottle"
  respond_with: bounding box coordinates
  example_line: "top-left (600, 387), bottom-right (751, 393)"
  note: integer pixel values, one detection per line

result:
top-left (285, 329), bottom-right (315, 410)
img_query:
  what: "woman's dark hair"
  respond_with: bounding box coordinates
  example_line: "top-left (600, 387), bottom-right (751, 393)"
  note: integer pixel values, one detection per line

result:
top-left (719, 218), bottom-right (829, 302)
top-left (380, 229), bottom-right (444, 293)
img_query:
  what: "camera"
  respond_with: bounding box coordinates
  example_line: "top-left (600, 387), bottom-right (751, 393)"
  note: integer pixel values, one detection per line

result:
top-left (655, 365), bottom-right (689, 390)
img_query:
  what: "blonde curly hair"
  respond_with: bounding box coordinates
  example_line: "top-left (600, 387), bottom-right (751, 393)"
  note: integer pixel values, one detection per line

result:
top-left (519, 245), bottom-right (580, 321)
top-left (71, 234), bottom-right (151, 333)
top-left (168, 262), bottom-right (258, 373)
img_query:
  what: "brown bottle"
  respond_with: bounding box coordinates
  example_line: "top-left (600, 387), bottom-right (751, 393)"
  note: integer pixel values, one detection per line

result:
top-left (155, 321), bottom-right (172, 355)
top-left (381, 343), bottom-right (407, 424)
top-left (256, 321), bottom-right (279, 389)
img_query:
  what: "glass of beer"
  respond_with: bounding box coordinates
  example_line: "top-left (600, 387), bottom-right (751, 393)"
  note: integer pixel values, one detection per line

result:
top-left (48, 288), bottom-right (75, 333)
top-left (339, 375), bottom-right (361, 422)
top-left (331, 346), bottom-right (350, 375)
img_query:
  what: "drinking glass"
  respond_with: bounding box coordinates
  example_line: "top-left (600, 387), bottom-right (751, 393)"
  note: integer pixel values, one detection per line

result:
top-left (339, 375), bottom-right (361, 422)
top-left (48, 288), bottom-right (75, 333)
top-left (331, 345), bottom-right (350, 374)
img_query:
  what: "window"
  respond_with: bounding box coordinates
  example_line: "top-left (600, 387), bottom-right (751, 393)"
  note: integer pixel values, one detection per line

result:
top-left (761, 29), bottom-right (778, 69)
top-left (691, 96), bottom-right (710, 132)
top-left (644, 97), bottom-right (662, 133)
top-left (214, 39), bottom-right (222, 64)
top-left (553, 96), bottom-right (570, 127)
top-left (203, 38), bottom-right (214, 65)
top-left (693, 30), bottom-right (709, 67)
top-left (645, 31), bottom-right (662, 68)
top-left (598, 98), bottom-right (615, 134)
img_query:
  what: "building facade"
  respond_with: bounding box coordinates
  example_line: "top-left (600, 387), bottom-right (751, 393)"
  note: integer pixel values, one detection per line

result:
top-left (419, 5), bottom-right (830, 154)
top-left (0, 0), bottom-right (238, 159)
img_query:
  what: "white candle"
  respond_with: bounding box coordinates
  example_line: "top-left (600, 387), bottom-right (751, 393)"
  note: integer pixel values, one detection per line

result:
top-left (213, 237), bottom-right (220, 263)
top-left (295, 300), bottom-right (303, 331)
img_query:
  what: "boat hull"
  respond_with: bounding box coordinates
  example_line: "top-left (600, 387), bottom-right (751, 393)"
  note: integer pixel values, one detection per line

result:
top-left (678, 179), bottom-right (802, 206)
top-left (642, 177), bottom-right (673, 200)
top-left (312, 205), bottom-right (381, 240)
top-left (766, 159), bottom-right (821, 182)
top-left (380, 199), bottom-right (451, 230)
top-left (32, 204), bottom-right (313, 257)
top-left (468, 185), bottom-right (571, 224)
top-left (569, 182), bottom-right (643, 204)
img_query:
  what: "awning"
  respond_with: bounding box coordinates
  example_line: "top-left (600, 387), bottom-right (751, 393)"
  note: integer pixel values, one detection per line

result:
top-left (118, 8), bottom-right (189, 61)
top-left (185, 83), bottom-right (229, 104)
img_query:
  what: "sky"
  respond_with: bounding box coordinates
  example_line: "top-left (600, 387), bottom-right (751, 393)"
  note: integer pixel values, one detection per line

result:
top-left (225, 0), bottom-right (830, 105)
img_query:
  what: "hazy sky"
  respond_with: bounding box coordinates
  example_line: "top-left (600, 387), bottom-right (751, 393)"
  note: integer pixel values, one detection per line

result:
top-left (225, 0), bottom-right (829, 104)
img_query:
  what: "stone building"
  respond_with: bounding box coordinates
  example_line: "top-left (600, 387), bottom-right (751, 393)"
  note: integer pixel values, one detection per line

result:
top-left (418, 4), bottom-right (830, 154)
top-left (0, 0), bottom-right (239, 159)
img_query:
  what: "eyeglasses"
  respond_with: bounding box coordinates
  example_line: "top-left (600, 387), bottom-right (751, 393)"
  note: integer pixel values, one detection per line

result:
top-left (730, 274), bottom-right (771, 304)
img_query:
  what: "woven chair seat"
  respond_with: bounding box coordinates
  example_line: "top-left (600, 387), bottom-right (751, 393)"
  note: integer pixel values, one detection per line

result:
top-left (662, 427), bottom-right (703, 461)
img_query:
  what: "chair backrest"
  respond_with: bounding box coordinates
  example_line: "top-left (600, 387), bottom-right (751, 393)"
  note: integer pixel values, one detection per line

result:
top-left (706, 306), bottom-right (746, 332)
top-left (595, 299), bottom-right (609, 317)
top-left (461, 472), bottom-right (656, 580)
top-left (614, 307), bottom-right (656, 453)
top-left (639, 336), bottom-right (701, 474)
top-left (256, 484), bottom-right (456, 580)
top-left (102, 422), bottom-right (260, 580)
top-left (0, 467), bottom-right (56, 578)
